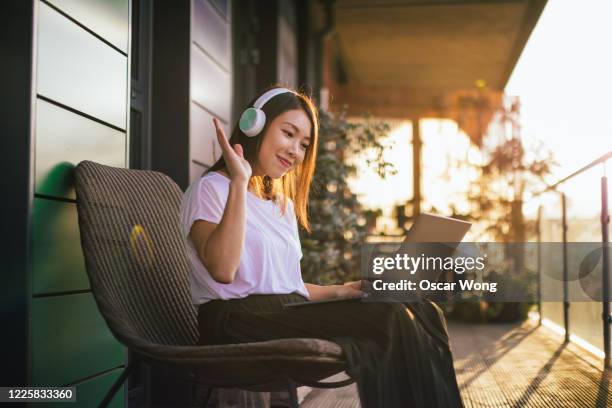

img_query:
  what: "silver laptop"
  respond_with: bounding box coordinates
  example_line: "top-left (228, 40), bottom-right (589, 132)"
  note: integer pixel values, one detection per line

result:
top-left (284, 213), bottom-right (472, 309)
top-left (403, 213), bottom-right (472, 244)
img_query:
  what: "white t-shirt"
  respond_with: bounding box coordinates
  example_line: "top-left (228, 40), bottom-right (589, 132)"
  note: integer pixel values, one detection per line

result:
top-left (180, 171), bottom-right (310, 305)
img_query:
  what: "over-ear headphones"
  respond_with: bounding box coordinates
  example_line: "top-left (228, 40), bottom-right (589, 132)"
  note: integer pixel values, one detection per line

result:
top-left (239, 87), bottom-right (293, 137)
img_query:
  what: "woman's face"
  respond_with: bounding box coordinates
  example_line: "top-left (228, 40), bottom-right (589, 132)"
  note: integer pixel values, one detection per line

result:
top-left (253, 109), bottom-right (312, 179)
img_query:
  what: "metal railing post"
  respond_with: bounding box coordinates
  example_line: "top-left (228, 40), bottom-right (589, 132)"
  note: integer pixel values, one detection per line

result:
top-left (561, 193), bottom-right (570, 343)
top-left (537, 205), bottom-right (543, 327)
top-left (601, 175), bottom-right (610, 368)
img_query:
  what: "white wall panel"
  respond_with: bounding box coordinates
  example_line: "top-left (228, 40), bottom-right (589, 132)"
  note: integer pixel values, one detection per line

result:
top-left (38, 2), bottom-right (128, 129)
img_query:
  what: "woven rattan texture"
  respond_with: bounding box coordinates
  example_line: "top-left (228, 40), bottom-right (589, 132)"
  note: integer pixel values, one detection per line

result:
top-left (75, 161), bottom-right (199, 350)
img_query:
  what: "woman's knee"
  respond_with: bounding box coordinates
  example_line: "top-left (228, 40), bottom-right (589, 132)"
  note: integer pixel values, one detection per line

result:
top-left (375, 301), bottom-right (414, 320)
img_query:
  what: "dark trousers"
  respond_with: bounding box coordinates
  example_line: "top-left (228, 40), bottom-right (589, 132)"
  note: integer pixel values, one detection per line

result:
top-left (198, 293), bottom-right (463, 408)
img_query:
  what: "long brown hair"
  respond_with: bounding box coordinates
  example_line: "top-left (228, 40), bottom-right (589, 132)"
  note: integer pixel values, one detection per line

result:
top-left (205, 86), bottom-right (319, 232)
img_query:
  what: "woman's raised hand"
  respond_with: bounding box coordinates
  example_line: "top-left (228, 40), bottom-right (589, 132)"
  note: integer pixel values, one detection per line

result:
top-left (214, 117), bottom-right (252, 184)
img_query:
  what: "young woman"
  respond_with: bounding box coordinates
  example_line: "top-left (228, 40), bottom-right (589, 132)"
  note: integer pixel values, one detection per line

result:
top-left (180, 86), bottom-right (463, 407)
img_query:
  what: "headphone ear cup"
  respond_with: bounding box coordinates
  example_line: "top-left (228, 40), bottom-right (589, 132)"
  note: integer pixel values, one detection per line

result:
top-left (240, 108), bottom-right (266, 137)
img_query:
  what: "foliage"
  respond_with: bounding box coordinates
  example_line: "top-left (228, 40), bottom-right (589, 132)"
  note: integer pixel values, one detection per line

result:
top-left (299, 109), bottom-right (396, 284)
top-left (447, 96), bottom-right (556, 322)
top-left (446, 269), bottom-right (536, 323)
top-left (466, 137), bottom-right (555, 242)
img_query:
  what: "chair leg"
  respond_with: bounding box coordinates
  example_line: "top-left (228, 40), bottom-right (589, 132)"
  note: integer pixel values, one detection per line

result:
top-left (286, 378), bottom-right (299, 408)
top-left (98, 361), bottom-right (136, 408)
top-left (200, 385), bottom-right (214, 408)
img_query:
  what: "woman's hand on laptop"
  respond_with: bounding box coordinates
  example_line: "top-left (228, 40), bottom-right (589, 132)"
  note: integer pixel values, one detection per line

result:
top-left (335, 280), bottom-right (364, 299)
top-left (305, 281), bottom-right (365, 301)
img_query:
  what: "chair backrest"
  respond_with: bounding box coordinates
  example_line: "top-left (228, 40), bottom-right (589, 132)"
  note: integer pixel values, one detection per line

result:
top-left (74, 160), bottom-right (199, 348)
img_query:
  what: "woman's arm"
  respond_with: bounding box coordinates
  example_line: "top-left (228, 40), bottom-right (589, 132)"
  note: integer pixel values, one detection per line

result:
top-left (189, 180), bottom-right (247, 284)
top-left (189, 118), bottom-right (252, 284)
top-left (304, 281), bottom-right (363, 301)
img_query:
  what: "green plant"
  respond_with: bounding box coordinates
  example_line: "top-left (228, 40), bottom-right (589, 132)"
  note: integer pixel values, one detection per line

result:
top-left (467, 137), bottom-right (554, 243)
top-left (300, 110), bottom-right (396, 284)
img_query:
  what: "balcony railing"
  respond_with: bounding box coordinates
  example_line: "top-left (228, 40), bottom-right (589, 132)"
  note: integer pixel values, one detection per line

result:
top-left (529, 150), bottom-right (611, 366)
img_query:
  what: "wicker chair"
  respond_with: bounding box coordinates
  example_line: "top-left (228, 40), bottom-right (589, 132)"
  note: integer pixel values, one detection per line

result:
top-left (73, 160), bottom-right (354, 407)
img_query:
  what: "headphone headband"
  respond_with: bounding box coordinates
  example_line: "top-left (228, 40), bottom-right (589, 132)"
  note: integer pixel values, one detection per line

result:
top-left (252, 87), bottom-right (293, 109)
top-left (239, 87), bottom-right (295, 137)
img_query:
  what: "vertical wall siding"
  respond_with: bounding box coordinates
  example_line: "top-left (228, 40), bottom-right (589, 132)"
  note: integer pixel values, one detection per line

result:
top-left (32, 198), bottom-right (88, 294)
top-left (35, 99), bottom-right (126, 200)
top-left (37, 3), bottom-right (128, 129)
top-left (31, 293), bottom-right (125, 385)
top-left (189, 0), bottom-right (232, 183)
top-left (50, 370), bottom-right (127, 408)
top-left (31, 1), bottom-right (129, 405)
top-left (45, 0), bottom-right (129, 52)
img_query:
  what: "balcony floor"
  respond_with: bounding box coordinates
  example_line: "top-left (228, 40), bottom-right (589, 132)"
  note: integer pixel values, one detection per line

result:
top-left (301, 320), bottom-right (611, 407)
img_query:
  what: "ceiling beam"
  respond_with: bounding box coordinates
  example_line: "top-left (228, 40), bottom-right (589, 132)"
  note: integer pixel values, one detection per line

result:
top-left (336, 0), bottom-right (526, 10)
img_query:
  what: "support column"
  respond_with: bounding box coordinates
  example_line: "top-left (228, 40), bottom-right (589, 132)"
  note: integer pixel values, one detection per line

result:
top-left (1, 0), bottom-right (35, 387)
top-left (150, 0), bottom-right (190, 189)
top-left (412, 117), bottom-right (422, 218)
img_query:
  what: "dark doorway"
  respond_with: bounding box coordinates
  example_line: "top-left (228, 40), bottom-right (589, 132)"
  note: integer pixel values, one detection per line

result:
top-left (129, 0), bottom-right (152, 170)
